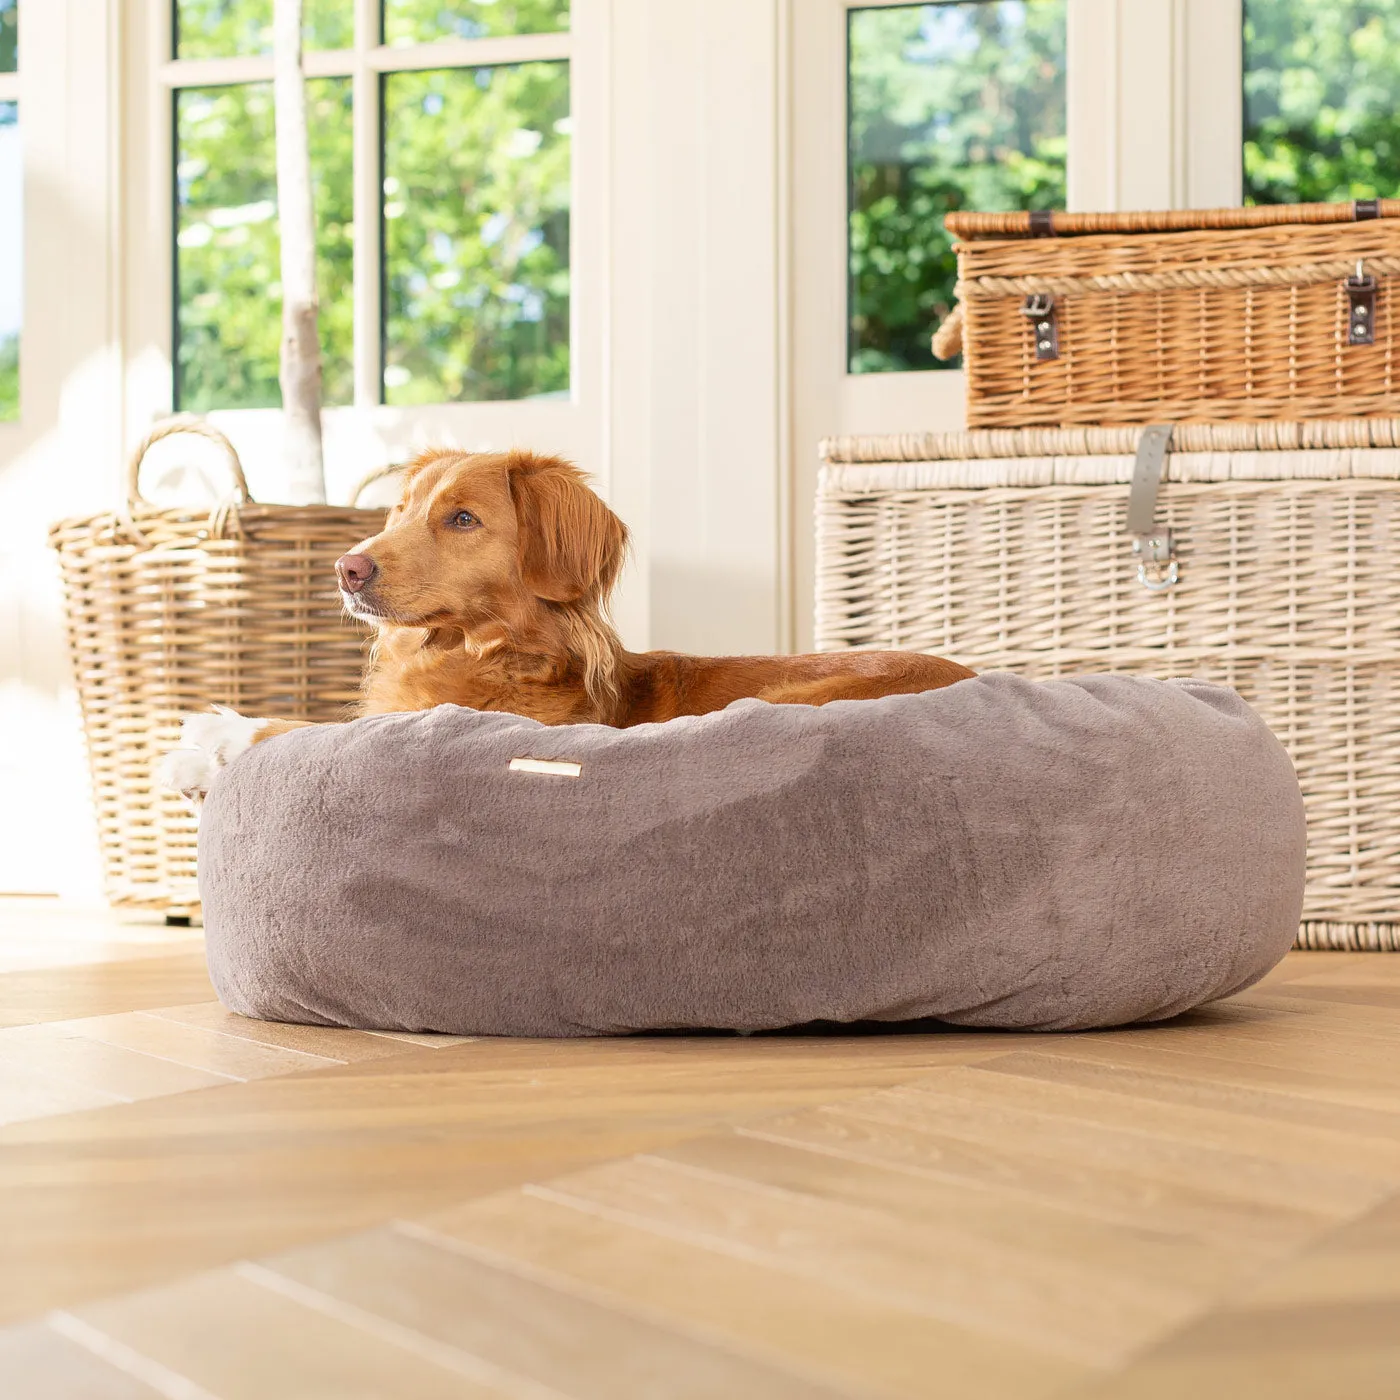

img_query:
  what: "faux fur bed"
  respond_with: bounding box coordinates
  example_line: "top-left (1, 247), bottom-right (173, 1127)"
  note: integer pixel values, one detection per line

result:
top-left (198, 673), bottom-right (1306, 1036)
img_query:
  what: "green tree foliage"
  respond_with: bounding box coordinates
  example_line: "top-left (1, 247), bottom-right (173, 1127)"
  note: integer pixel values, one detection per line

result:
top-left (383, 62), bottom-right (570, 404)
top-left (175, 0), bottom-right (352, 57)
top-left (1245, 0), bottom-right (1400, 204)
top-left (848, 0), bottom-right (1065, 374)
top-left (0, 335), bottom-right (16, 422)
top-left (0, 98), bottom-right (15, 423)
top-left (384, 0), bottom-right (569, 44)
top-left (176, 78), bottom-right (354, 410)
top-left (172, 3), bottom-right (571, 410)
top-left (0, 0), bottom-right (16, 74)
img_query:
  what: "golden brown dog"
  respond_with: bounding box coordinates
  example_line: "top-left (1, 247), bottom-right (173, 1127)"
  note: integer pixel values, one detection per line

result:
top-left (161, 448), bottom-right (973, 800)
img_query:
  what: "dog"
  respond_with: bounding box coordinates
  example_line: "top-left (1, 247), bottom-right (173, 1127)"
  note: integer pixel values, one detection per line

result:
top-left (160, 448), bottom-right (974, 802)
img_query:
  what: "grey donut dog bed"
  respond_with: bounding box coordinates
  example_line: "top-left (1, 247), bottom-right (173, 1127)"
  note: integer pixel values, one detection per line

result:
top-left (198, 673), bottom-right (1306, 1037)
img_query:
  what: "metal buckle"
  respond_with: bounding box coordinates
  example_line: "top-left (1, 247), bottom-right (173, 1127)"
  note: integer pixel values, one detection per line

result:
top-left (1347, 261), bottom-right (1378, 346)
top-left (1021, 294), bottom-right (1058, 361)
top-left (1132, 534), bottom-right (1180, 592)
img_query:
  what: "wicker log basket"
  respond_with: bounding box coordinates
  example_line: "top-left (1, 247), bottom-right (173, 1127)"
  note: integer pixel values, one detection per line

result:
top-left (817, 419), bottom-right (1400, 951)
top-left (49, 417), bottom-right (388, 917)
top-left (934, 200), bottom-right (1400, 429)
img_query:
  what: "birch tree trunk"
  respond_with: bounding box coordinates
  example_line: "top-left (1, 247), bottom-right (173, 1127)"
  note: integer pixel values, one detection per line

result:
top-left (272, 0), bottom-right (326, 504)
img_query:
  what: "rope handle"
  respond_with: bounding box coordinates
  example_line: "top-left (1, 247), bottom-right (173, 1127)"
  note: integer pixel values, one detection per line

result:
top-left (125, 414), bottom-right (252, 509)
top-left (931, 303), bottom-right (964, 361)
top-left (946, 198), bottom-right (1400, 240)
top-left (348, 461), bottom-right (409, 507)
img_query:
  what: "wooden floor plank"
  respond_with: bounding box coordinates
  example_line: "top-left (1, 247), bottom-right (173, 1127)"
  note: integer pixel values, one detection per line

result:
top-left (1225, 990), bottom-right (1400, 1042)
top-left (974, 1045), bottom-right (1400, 1142)
top-left (0, 1320), bottom-right (168, 1399)
top-left (145, 1003), bottom-right (425, 1063)
top-left (1070, 1192), bottom-right (1400, 1399)
top-left (0, 954), bottom-right (216, 1031)
top-left (527, 1153), bottom-right (1202, 1366)
top-left (0, 1033), bottom-right (1017, 1325)
top-left (0, 1021), bottom-right (238, 1101)
top-left (61, 1268), bottom-right (511, 1399)
top-left (55, 1011), bottom-right (346, 1080)
top-left (1277, 959), bottom-right (1400, 987)
top-left (653, 1128), bottom-right (1259, 1292)
top-left (263, 1225), bottom-right (858, 1399)
top-left (0, 1064), bottom-right (126, 1129)
top-left (742, 1104), bottom-right (1333, 1251)
top-left (1011, 1032), bottom-right (1400, 1113)
top-left (841, 1080), bottom-right (1387, 1215)
top-left (1243, 983), bottom-right (1400, 1016)
top-left (933, 1059), bottom-right (1400, 1177)
top-left (417, 1190), bottom-right (1088, 1400)
top-left (1251, 953), bottom-right (1381, 987)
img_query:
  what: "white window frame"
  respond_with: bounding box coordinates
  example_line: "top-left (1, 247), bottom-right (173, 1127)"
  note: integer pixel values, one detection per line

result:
top-left (787, 0), bottom-right (1245, 649)
top-left (121, 0), bottom-right (609, 505)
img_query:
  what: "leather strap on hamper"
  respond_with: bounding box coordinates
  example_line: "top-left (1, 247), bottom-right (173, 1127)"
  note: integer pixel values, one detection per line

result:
top-left (1127, 425), bottom-right (1178, 591)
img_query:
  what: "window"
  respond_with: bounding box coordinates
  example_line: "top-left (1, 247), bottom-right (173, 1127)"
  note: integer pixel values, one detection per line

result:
top-left (846, 0), bottom-right (1066, 374)
top-left (176, 77), bottom-right (353, 410)
top-left (1244, 0), bottom-right (1400, 205)
top-left (166, 0), bottom-right (572, 413)
top-left (0, 0), bottom-right (18, 423)
top-left (382, 61), bottom-right (570, 404)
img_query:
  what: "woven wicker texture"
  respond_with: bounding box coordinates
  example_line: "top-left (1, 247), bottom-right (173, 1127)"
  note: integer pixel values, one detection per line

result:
top-left (817, 426), bottom-right (1400, 951)
top-left (940, 205), bottom-right (1400, 429)
top-left (49, 418), bottom-right (386, 914)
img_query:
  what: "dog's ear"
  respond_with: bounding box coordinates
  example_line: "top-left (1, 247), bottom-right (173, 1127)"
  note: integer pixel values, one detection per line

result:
top-left (507, 453), bottom-right (629, 604)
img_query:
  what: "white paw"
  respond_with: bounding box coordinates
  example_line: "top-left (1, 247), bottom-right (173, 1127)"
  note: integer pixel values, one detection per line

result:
top-left (156, 706), bottom-right (268, 808)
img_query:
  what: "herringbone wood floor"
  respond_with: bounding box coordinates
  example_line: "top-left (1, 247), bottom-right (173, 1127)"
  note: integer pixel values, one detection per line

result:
top-left (1, 899), bottom-right (1397, 1397)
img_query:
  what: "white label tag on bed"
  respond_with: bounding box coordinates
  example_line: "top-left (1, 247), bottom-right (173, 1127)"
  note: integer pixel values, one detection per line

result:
top-left (509, 757), bottom-right (583, 778)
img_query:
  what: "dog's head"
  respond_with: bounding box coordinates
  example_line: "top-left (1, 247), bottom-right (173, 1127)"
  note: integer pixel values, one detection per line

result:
top-left (337, 449), bottom-right (629, 632)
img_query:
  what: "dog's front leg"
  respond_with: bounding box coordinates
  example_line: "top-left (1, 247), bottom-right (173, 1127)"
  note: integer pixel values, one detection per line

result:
top-left (157, 708), bottom-right (318, 809)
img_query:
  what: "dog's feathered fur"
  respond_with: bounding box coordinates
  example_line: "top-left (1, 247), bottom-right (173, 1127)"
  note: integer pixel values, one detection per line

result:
top-left (341, 449), bottom-right (974, 727)
top-left (161, 447), bottom-right (974, 801)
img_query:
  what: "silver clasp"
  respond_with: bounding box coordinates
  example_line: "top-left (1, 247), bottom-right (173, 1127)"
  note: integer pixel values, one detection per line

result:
top-left (1133, 534), bottom-right (1179, 591)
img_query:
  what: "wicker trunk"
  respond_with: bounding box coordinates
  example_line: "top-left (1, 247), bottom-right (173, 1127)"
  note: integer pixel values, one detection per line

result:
top-left (49, 419), bottom-right (386, 916)
top-left (816, 419), bottom-right (1400, 950)
top-left (937, 200), bottom-right (1400, 429)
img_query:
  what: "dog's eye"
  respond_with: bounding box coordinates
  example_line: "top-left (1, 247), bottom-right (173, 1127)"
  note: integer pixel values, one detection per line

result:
top-left (449, 510), bottom-right (479, 530)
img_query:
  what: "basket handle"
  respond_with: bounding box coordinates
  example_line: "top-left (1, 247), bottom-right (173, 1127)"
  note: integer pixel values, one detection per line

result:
top-left (348, 462), bottom-right (409, 507)
top-left (126, 415), bottom-right (252, 508)
top-left (931, 303), bottom-right (964, 361)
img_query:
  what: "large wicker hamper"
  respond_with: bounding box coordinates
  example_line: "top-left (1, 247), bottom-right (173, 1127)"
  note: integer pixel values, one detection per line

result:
top-left (935, 200), bottom-right (1400, 429)
top-left (49, 419), bottom-right (386, 916)
top-left (816, 419), bottom-right (1400, 950)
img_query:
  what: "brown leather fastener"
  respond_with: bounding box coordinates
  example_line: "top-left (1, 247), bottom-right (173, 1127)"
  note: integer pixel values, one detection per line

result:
top-left (1021, 294), bottom-right (1059, 361)
top-left (1347, 271), bottom-right (1378, 345)
top-left (1028, 209), bottom-right (1056, 237)
top-left (1355, 199), bottom-right (1382, 221)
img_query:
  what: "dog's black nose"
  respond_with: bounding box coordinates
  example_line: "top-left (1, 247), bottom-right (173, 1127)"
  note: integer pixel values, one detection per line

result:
top-left (336, 552), bottom-right (377, 594)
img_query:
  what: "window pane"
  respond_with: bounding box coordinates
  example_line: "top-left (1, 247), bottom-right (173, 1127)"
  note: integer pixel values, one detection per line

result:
top-left (383, 63), bottom-right (570, 404)
top-left (384, 1), bottom-right (569, 45)
top-left (847, 1), bottom-right (1066, 374)
top-left (0, 0), bottom-right (15, 74)
top-left (175, 79), bottom-right (353, 411)
top-left (0, 102), bottom-right (17, 422)
top-left (1245, 0), bottom-right (1400, 204)
top-left (174, 0), bottom-right (352, 59)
